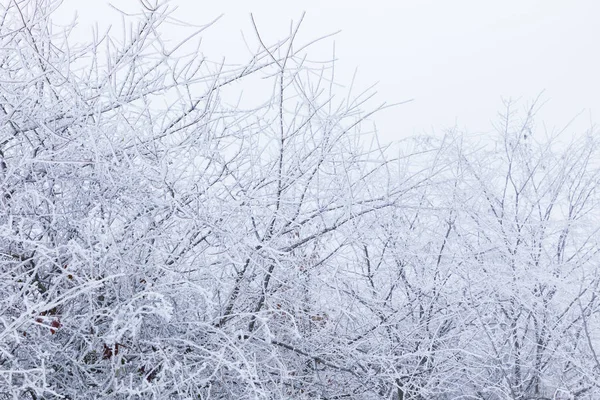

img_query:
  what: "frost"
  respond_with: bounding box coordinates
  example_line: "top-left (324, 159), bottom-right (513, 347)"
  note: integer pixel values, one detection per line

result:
top-left (0, 1), bottom-right (599, 399)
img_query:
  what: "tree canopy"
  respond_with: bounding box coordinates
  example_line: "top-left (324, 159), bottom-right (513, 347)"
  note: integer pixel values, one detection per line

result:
top-left (1, 1), bottom-right (599, 399)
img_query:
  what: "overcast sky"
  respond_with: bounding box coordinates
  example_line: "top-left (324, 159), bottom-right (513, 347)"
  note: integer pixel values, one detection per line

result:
top-left (57, 0), bottom-right (599, 144)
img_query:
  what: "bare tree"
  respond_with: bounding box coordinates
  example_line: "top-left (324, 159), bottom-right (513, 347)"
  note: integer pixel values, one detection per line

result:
top-left (1, 1), bottom-right (599, 399)
top-left (0, 1), bottom-right (402, 398)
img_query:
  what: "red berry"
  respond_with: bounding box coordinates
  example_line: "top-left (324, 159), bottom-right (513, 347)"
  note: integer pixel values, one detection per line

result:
top-left (50, 319), bottom-right (61, 334)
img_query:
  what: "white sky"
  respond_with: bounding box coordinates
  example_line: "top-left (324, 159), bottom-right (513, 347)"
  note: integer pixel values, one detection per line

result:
top-left (56, 0), bottom-right (599, 144)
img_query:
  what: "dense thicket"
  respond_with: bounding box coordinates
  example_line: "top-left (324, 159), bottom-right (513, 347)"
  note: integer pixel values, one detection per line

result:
top-left (1, 1), bottom-right (599, 399)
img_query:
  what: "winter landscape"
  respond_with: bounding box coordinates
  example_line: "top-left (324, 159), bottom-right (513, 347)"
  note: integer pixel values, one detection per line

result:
top-left (1, 1), bottom-right (599, 399)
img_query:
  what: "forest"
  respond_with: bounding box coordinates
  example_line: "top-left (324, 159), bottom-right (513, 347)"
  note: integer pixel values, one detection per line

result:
top-left (1, 1), bottom-right (599, 399)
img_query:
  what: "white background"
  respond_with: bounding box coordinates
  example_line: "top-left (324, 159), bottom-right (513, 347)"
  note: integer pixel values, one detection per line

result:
top-left (56, 0), bottom-right (599, 144)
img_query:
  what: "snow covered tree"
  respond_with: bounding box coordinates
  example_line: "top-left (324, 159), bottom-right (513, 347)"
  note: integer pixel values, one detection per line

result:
top-left (1, 1), bottom-right (599, 399)
top-left (0, 1), bottom-right (404, 398)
